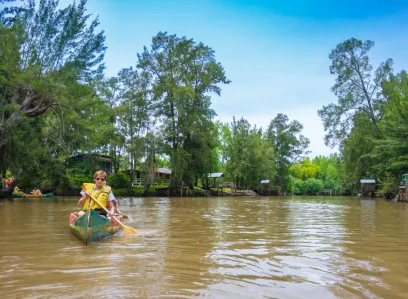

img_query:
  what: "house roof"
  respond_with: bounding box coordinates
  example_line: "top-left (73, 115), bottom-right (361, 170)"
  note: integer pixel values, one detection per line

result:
top-left (360, 179), bottom-right (376, 184)
top-left (69, 154), bottom-right (113, 162)
top-left (260, 180), bottom-right (270, 184)
top-left (208, 173), bottom-right (224, 178)
top-left (156, 168), bottom-right (171, 174)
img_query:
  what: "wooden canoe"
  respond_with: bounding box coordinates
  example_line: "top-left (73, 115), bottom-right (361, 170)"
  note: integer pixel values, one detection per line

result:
top-left (69, 209), bottom-right (122, 245)
top-left (12, 192), bottom-right (54, 199)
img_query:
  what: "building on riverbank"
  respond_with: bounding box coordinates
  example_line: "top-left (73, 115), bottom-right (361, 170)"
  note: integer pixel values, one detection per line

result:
top-left (68, 154), bottom-right (113, 174)
top-left (360, 179), bottom-right (376, 197)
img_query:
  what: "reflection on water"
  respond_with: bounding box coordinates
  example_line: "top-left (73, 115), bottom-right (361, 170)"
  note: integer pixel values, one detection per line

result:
top-left (1, 196), bottom-right (408, 298)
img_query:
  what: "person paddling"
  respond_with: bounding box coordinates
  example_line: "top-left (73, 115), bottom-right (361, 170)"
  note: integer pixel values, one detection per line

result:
top-left (77, 170), bottom-right (116, 218)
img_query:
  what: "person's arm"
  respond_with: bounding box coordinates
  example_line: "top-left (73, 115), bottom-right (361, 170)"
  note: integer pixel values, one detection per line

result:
top-left (78, 196), bottom-right (87, 207)
top-left (112, 198), bottom-right (121, 214)
top-left (106, 200), bottom-right (114, 215)
top-left (107, 191), bottom-right (117, 215)
top-left (77, 191), bottom-right (88, 208)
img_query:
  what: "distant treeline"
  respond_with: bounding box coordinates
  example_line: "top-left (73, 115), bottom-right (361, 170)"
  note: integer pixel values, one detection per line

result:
top-left (0, 1), bottom-right (405, 196)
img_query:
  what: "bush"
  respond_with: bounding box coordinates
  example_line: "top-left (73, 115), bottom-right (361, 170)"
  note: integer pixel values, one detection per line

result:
top-left (107, 171), bottom-right (130, 188)
top-left (303, 178), bottom-right (324, 194)
top-left (69, 173), bottom-right (93, 189)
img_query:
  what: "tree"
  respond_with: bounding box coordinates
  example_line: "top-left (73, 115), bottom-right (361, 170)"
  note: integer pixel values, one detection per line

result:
top-left (368, 71), bottom-right (408, 191)
top-left (0, 0), bottom-right (106, 187)
top-left (312, 154), bottom-right (342, 191)
top-left (289, 158), bottom-right (320, 180)
top-left (97, 76), bottom-right (125, 188)
top-left (318, 38), bottom-right (393, 147)
top-left (224, 117), bottom-right (276, 190)
top-left (137, 32), bottom-right (230, 191)
top-left (341, 112), bottom-right (377, 194)
top-left (265, 113), bottom-right (309, 191)
top-left (117, 67), bottom-right (153, 189)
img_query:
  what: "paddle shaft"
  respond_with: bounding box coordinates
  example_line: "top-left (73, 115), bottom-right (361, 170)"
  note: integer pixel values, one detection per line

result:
top-left (85, 196), bottom-right (93, 245)
top-left (87, 193), bottom-right (129, 231)
top-left (113, 206), bottom-right (128, 219)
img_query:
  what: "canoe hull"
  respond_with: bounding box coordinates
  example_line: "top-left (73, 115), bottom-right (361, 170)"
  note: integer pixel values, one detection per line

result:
top-left (12, 192), bottom-right (54, 199)
top-left (69, 209), bottom-right (121, 245)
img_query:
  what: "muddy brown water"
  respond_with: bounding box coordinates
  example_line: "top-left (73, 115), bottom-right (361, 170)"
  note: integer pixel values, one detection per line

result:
top-left (1, 196), bottom-right (408, 298)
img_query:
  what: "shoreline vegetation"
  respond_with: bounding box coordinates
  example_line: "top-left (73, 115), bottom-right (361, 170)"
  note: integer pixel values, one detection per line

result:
top-left (1, 1), bottom-right (406, 200)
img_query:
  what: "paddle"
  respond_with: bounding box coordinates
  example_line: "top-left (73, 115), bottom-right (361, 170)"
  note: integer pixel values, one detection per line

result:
top-left (113, 210), bottom-right (129, 220)
top-left (88, 193), bottom-right (137, 234)
top-left (117, 212), bottom-right (129, 220)
top-left (113, 206), bottom-right (129, 220)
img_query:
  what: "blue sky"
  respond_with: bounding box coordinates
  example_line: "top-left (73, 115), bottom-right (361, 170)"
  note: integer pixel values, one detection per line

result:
top-left (79, 0), bottom-right (408, 157)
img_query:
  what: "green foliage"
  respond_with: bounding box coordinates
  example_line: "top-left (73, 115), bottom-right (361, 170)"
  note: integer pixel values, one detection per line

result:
top-left (68, 172), bottom-right (92, 190)
top-left (289, 158), bottom-right (320, 180)
top-left (224, 117), bottom-right (276, 189)
top-left (303, 178), bottom-right (324, 194)
top-left (365, 71), bottom-right (408, 192)
top-left (289, 176), bottom-right (324, 194)
top-left (116, 67), bottom-right (152, 180)
top-left (265, 113), bottom-right (310, 191)
top-left (155, 155), bottom-right (170, 168)
top-left (318, 38), bottom-right (393, 147)
top-left (341, 112), bottom-right (378, 191)
top-left (107, 171), bottom-right (129, 188)
top-left (137, 32), bottom-right (230, 189)
top-left (288, 154), bottom-right (342, 194)
top-left (0, 0), bottom-right (108, 191)
top-left (7, 4), bottom-right (408, 198)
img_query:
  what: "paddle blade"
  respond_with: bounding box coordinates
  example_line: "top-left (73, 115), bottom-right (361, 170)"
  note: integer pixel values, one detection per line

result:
top-left (113, 214), bottom-right (128, 220)
top-left (123, 225), bottom-right (137, 234)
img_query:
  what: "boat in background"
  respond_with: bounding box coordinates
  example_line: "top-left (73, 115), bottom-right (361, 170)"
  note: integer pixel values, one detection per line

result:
top-left (69, 209), bottom-right (122, 245)
top-left (12, 192), bottom-right (54, 199)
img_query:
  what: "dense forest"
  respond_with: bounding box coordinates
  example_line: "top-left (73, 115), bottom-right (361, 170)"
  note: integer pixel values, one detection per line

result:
top-left (0, 0), bottom-right (407, 196)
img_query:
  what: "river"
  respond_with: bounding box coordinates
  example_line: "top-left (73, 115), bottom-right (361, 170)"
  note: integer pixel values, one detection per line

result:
top-left (1, 196), bottom-right (408, 298)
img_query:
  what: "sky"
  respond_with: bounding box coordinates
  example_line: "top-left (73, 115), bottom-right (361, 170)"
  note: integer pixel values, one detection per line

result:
top-left (71, 0), bottom-right (408, 157)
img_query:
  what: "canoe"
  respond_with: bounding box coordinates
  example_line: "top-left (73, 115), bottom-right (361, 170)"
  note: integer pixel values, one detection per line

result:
top-left (69, 209), bottom-right (122, 245)
top-left (12, 192), bottom-right (54, 198)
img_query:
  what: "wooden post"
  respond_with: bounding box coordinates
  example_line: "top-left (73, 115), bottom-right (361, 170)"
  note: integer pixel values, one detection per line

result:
top-left (405, 179), bottom-right (408, 202)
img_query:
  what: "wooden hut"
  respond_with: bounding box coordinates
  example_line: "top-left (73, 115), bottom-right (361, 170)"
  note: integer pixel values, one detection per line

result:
top-left (154, 167), bottom-right (171, 184)
top-left (131, 167), bottom-right (172, 186)
top-left (260, 180), bottom-right (281, 195)
top-left (206, 173), bottom-right (224, 189)
top-left (260, 180), bottom-right (270, 195)
top-left (397, 174), bottom-right (408, 202)
top-left (360, 179), bottom-right (376, 197)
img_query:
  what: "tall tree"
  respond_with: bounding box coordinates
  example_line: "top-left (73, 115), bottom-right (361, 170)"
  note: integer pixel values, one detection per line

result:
top-left (341, 112), bottom-right (377, 194)
top-left (117, 67), bottom-right (153, 189)
top-left (97, 76), bottom-right (125, 187)
top-left (224, 117), bottom-right (276, 190)
top-left (265, 114), bottom-right (309, 191)
top-left (0, 0), bottom-right (106, 184)
top-left (368, 71), bottom-right (408, 191)
top-left (137, 32), bottom-right (230, 191)
top-left (318, 38), bottom-right (393, 147)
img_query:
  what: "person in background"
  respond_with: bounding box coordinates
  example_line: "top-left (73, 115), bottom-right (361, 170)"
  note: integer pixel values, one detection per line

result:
top-left (77, 170), bottom-right (115, 218)
top-left (13, 186), bottom-right (25, 195)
